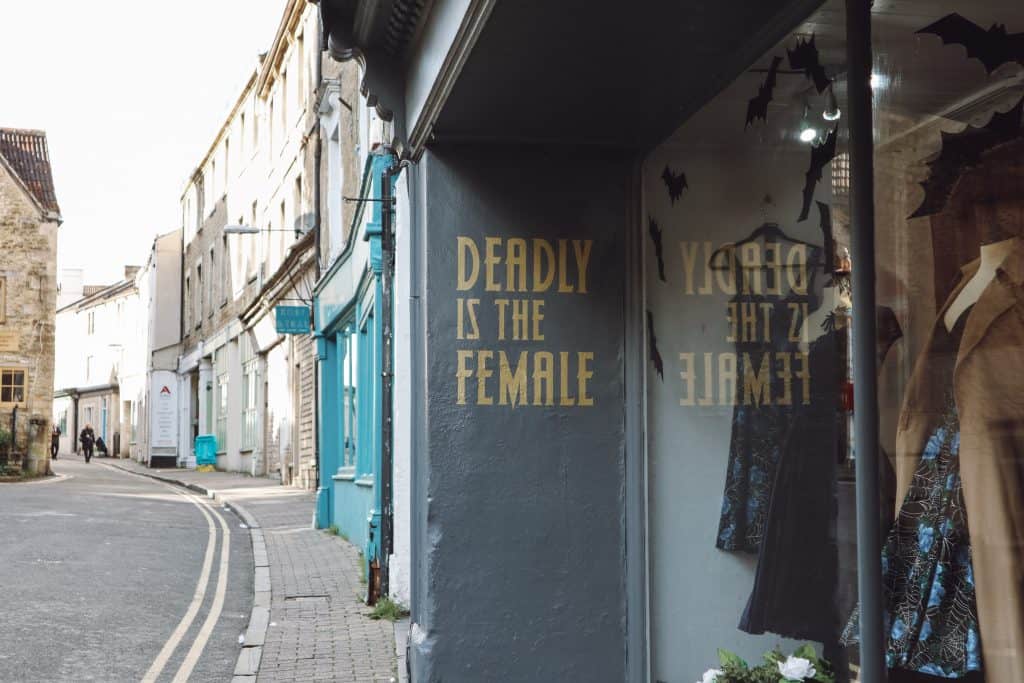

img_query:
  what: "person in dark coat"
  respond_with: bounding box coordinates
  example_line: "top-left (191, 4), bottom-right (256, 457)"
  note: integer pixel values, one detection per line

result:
top-left (95, 436), bottom-right (108, 457)
top-left (79, 424), bottom-right (95, 463)
top-left (50, 425), bottom-right (60, 460)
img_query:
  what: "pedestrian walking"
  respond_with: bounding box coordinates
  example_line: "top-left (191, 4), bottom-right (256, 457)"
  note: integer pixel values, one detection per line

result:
top-left (79, 424), bottom-right (95, 463)
top-left (50, 424), bottom-right (60, 459)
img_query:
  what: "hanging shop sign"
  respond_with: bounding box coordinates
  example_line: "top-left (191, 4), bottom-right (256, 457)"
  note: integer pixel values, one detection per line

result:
top-left (275, 305), bottom-right (311, 334)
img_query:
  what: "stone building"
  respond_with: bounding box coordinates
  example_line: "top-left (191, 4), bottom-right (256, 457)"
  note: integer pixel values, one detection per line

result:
top-left (176, 0), bottom-right (342, 487)
top-left (0, 129), bottom-right (61, 474)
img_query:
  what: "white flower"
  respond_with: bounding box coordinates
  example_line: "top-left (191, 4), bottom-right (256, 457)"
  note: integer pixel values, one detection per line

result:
top-left (696, 668), bottom-right (723, 683)
top-left (778, 655), bottom-right (816, 680)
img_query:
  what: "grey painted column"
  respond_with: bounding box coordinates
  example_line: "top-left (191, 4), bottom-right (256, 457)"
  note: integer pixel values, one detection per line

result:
top-left (846, 0), bottom-right (886, 681)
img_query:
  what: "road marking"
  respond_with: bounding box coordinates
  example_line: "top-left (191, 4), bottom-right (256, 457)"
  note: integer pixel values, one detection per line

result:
top-left (98, 464), bottom-right (242, 682)
top-left (140, 482), bottom-right (218, 683)
top-left (171, 496), bottom-right (232, 683)
top-left (21, 472), bottom-right (72, 485)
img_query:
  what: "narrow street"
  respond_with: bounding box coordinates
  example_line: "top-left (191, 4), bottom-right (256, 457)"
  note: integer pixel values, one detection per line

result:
top-left (0, 457), bottom-right (253, 683)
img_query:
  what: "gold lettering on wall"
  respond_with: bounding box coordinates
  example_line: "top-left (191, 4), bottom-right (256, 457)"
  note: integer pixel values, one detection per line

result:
top-left (454, 236), bottom-right (598, 408)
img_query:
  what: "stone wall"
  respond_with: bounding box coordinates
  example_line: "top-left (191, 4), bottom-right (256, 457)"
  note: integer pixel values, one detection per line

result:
top-left (0, 166), bottom-right (58, 474)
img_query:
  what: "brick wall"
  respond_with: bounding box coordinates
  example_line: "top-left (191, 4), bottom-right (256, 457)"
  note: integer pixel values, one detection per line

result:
top-left (0, 166), bottom-right (58, 474)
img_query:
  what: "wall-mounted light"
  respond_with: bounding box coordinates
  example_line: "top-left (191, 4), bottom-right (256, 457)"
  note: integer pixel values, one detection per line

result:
top-left (225, 224), bottom-right (305, 238)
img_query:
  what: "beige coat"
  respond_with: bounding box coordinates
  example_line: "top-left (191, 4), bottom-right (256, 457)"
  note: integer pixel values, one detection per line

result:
top-left (895, 243), bottom-right (1024, 682)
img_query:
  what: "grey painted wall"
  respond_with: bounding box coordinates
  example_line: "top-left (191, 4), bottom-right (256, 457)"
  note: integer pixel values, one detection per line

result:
top-left (411, 145), bottom-right (630, 682)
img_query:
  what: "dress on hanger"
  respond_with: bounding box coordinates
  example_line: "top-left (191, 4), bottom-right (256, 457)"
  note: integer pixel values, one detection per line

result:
top-left (739, 326), bottom-right (840, 641)
top-left (843, 307), bottom-right (982, 679)
top-left (716, 242), bottom-right (825, 553)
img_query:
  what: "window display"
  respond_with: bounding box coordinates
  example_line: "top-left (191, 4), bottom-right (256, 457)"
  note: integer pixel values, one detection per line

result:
top-left (644, 3), bottom-right (852, 679)
top-left (645, 1), bottom-right (1024, 682)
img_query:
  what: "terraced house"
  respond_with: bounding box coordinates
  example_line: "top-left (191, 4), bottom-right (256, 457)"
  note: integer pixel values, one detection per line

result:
top-left (176, 0), bottom-right (346, 488)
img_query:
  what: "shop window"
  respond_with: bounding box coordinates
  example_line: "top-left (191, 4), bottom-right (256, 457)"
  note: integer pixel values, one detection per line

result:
top-left (0, 369), bottom-right (25, 405)
top-left (644, 1), bottom-right (1024, 681)
top-left (643, 1), bottom-right (854, 679)
top-left (867, 3), bottom-right (1024, 681)
top-left (356, 315), bottom-right (374, 478)
top-left (339, 324), bottom-right (358, 470)
top-left (241, 335), bottom-right (257, 451)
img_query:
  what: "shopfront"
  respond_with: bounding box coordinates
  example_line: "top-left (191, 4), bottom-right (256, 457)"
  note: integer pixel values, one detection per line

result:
top-left (316, 0), bottom-right (1024, 679)
top-left (313, 150), bottom-right (396, 594)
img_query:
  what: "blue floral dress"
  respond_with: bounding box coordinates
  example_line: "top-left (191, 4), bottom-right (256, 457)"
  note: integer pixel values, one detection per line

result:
top-left (844, 312), bottom-right (982, 679)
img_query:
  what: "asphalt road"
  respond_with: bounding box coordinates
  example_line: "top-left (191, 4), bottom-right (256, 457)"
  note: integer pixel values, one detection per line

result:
top-left (0, 454), bottom-right (253, 682)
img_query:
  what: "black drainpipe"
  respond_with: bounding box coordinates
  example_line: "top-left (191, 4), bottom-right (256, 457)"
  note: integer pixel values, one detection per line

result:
top-left (313, 9), bottom-right (325, 493)
top-left (379, 157), bottom-right (405, 597)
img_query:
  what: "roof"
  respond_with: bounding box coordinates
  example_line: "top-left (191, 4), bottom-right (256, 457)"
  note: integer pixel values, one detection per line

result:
top-left (0, 128), bottom-right (60, 216)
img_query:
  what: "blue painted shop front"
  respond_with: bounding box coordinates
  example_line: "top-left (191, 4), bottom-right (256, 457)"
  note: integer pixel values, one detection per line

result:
top-left (313, 151), bottom-right (395, 576)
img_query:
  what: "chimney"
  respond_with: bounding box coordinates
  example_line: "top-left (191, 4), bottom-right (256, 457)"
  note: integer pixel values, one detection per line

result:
top-left (124, 265), bottom-right (141, 281)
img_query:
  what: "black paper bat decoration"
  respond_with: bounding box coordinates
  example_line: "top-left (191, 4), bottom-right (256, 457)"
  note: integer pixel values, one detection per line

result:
top-left (910, 95), bottom-right (1024, 218)
top-left (787, 34), bottom-right (831, 93)
top-left (917, 13), bottom-right (1024, 74)
top-left (816, 201), bottom-right (836, 274)
top-left (646, 310), bottom-right (664, 381)
top-left (746, 56), bottom-right (783, 127)
top-left (661, 165), bottom-right (688, 204)
top-left (798, 127), bottom-right (838, 222)
top-left (648, 216), bottom-right (666, 282)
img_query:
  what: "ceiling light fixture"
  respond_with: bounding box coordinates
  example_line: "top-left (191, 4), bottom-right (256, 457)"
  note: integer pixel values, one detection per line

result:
top-left (823, 85), bottom-right (841, 122)
top-left (799, 102), bottom-right (819, 143)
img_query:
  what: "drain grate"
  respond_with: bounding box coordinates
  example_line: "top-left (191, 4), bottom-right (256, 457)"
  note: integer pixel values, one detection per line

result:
top-left (284, 595), bottom-right (330, 603)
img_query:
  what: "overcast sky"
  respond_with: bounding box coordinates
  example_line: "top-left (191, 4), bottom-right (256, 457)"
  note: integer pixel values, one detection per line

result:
top-left (1, 0), bottom-right (286, 286)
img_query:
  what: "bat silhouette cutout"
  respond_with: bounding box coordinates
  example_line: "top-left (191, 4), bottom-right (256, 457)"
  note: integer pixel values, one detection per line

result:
top-left (787, 34), bottom-right (832, 93)
top-left (661, 165), bottom-right (688, 204)
top-left (910, 95), bottom-right (1024, 218)
top-left (917, 13), bottom-right (1024, 74)
top-left (648, 216), bottom-right (666, 282)
top-left (646, 310), bottom-right (664, 381)
top-left (746, 56), bottom-right (783, 127)
top-left (798, 127), bottom-right (838, 222)
top-left (816, 201), bottom-right (836, 274)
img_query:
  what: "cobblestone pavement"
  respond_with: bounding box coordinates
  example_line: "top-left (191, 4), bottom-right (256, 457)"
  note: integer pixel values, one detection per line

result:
top-left (108, 461), bottom-right (397, 683)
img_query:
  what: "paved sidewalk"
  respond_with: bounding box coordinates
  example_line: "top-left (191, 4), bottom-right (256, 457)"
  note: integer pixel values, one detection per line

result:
top-left (106, 460), bottom-right (397, 683)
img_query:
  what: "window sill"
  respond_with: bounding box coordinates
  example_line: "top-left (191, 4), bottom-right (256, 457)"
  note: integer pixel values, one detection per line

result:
top-left (355, 475), bottom-right (374, 488)
top-left (240, 447), bottom-right (254, 454)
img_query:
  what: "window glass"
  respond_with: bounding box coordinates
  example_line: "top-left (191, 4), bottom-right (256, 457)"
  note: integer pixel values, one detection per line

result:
top-left (868, 3), bottom-right (1024, 680)
top-left (0, 369), bottom-right (25, 404)
top-left (644, 1), bottom-right (854, 680)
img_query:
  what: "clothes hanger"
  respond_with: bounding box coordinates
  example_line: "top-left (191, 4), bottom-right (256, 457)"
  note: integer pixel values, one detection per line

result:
top-left (708, 195), bottom-right (822, 270)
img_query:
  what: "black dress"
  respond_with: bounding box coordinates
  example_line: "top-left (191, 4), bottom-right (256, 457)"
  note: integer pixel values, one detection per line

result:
top-left (739, 326), bottom-right (841, 642)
